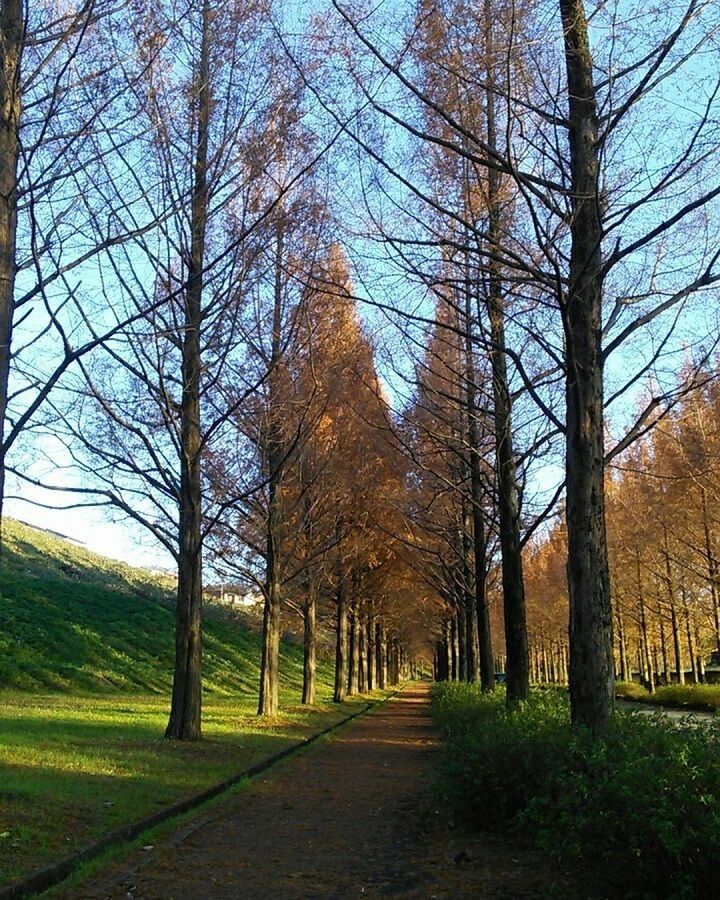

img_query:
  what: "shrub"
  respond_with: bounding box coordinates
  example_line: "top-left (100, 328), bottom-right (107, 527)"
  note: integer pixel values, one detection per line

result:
top-left (431, 682), bottom-right (720, 899)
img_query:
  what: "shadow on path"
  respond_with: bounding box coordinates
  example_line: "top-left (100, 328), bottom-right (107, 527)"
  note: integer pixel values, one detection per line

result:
top-left (71, 685), bottom-right (583, 899)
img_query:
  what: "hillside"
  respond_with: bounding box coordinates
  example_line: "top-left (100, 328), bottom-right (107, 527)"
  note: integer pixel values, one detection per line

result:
top-left (0, 518), bottom-right (316, 695)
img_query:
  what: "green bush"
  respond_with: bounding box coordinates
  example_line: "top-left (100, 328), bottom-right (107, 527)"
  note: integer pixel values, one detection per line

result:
top-left (431, 682), bottom-right (720, 899)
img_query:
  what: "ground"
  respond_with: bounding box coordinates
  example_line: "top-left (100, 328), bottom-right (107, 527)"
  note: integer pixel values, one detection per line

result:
top-left (62, 686), bottom-right (589, 899)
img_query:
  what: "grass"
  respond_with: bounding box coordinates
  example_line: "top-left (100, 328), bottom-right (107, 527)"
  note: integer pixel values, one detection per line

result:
top-left (0, 518), bottom-right (377, 886)
top-left (431, 682), bottom-right (720, 899)
top-left (0, 689), bottom-right (376, 885)
top-left (0, 518), bottom-right (278, 695)
top-left (616, 680), bottom-right (720, 711)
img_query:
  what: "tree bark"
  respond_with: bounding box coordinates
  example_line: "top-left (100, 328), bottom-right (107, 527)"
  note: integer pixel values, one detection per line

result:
top-left (166, 0), bottom-right (211, 739)
top-left (366, 611), bottom-right (375, 691)
top-left (560, 0), bottom-right (614, 734)
top-left (616, 605), bottom-right (629, 682)
top-left (700, 487), bottom-right (720, 651)
top-left (658, 598), bottom-right (669, 685)
top-left (375, 621), bottom-right (385, 688)
top-left (0, 0), bottom-right (22, 524)
top-left (450, 614), bottom-right (459, 680)
top-left (682, 587), bottom-right (698, 684)
top-left (463, 297), bottom-right (493, 689)
top-left (455, 596), bottom-right (468, 681)
top-left (460, 500), bottom-right (480, 682)
top-left (663, 532), bottom-right (684, 685)
top-left (302, 577), bottom-right (317, 705)
top-left (636, 552), bottom-right (655, 693)
top-left (348, 601), bottom-right (359, 695)
top-left (358, 608), bottom-right (368, 692)
top-left (257, 212), bottom-right (287, 718)
top-left (333, 558), bottom-right (348, 702)
top-left (483, 0), bottom-right (528, 703)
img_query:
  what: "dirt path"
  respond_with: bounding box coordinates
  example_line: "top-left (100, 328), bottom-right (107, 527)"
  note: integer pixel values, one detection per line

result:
top-left (68, 686), bottom-right (578, 899)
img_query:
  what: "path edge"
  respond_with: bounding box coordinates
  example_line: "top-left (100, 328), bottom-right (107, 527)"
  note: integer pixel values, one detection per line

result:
top-left (1, 688), bottom-right (401, 900)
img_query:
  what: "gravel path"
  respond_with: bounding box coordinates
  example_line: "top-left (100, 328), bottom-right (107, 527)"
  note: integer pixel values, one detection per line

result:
top-left (68, 686), bottom-right (579, 899)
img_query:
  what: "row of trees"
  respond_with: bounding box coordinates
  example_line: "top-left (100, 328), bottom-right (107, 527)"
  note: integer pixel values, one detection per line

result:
top-left (2, 0), bottom-right (429, 739)
top-left (524, 380), bottom-right (720, 687)
top-left (318, 0), bottom-right (720, 732)
top-left (4, 0), bottom-right (720, 739)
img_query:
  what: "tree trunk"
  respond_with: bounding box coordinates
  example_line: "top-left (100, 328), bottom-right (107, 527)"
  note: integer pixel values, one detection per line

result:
top-left (560, 0), bottom-right (614, 734)
top-left (375, 621), bottom-right (385, 688)
top-left (541, 637), bottom-right (549, 684)
top-left (333, 560), bottom-right (348, 702)
top-left (461, 498), bottom-right (481, 683)
top-left (616, 605), bottom-right (629, 682)
top-left (348, 602), bottom-right (359, 695)
top-left (663, 534), bottom-right (684, 685)
top-left (0, 0), bottom-right (22, 524)
top-left (366, 612), bottom-right (375, 691)
top-left (450, 615), bottom-right (458, 680)
top-left (257, 212), bottom-right (288, 719)
top-left (464, 294), bottom-right (494, 690)
top-left (682, 587), bottom-right (698, 684)
top-left (658, 599), bottom-right (669, 685)
top-left (636, 553), bottom-right (655, 693)
top-left (483, 0), bottom-right (528, 703)
top-left (695, 623), bottom-right (705, 683)
top-left (455, 597), bottom-right (468, 681)
top-left (358, 608), bottom-right (367, 693)
top-left (700, 487), bottom-right (720, 651)
top-left (670, 600), bottom-right (685, 684)
top-left (302, 577), bottom-right (317, 705)
top-left (530, 644), bottom-right (539, 683)
top-left (166, 0), bottom-right (211, 740)
top-left (670, 600), bottom-right (684, 685)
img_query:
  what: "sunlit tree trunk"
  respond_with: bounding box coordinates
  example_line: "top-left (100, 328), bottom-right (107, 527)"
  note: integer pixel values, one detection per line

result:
top-left (658, 598), bottom-right (669, 685)
top-left (347, 601), bottom-right (358, 695)
top-left (302, 575), bottom-right (317, 705)
top-left (636, 553), bottom-right (655, 693)
top-left (375, 621), bottom-right (385, 688)
top-left (258, 217), bottom-right (287, 718)
top-left (663, 532), bottom-right (685, 685)
top-left (358, 607), bottom-right (368, 692)
top-left (366, 610), bottom-right (375, 691)
top-left (560, 0), bottom-right (614, 734)
top-left (700, 487), bottom-right (720, 651)
top-left (166, 0), bottom-right (211, 739)
top-left (682, 587), bottom-right (698, 684)
top-left (615, 605), bottom-right (629, 681)
top-left (333, 556), bottom-right (348, 702)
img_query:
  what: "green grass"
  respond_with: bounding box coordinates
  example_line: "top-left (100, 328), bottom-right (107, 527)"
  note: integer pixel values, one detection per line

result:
top-left (0, 518), bottom-right (374, 886)
top-left (0, 689), bottom-right (376, 885)
top-left (616, 680), bottom-right (720, 711)
top-left (0, 518), bottom-right (284, 694)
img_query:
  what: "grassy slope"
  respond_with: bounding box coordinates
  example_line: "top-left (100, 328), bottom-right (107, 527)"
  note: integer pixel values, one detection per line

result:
top-left (0, 517), bottom-right (319, 694)
top-left (0, 519), bottom-right (369, 885)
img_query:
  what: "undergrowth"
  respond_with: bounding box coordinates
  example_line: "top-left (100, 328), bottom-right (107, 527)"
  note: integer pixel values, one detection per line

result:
top-left (431, 682), bottom-right (720, 899)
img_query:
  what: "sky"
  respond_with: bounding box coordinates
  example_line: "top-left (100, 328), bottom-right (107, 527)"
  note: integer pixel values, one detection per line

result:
top-left (7, 0), bottom-right (720, 573)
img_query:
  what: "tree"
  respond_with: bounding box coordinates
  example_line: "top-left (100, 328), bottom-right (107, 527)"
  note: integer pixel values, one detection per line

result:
top-left (1, 0), bottom-right (156, 525)
top-left (36, 0), bottom-right (315, 738)
top-left (316, 0), bottom-right (720, 731)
